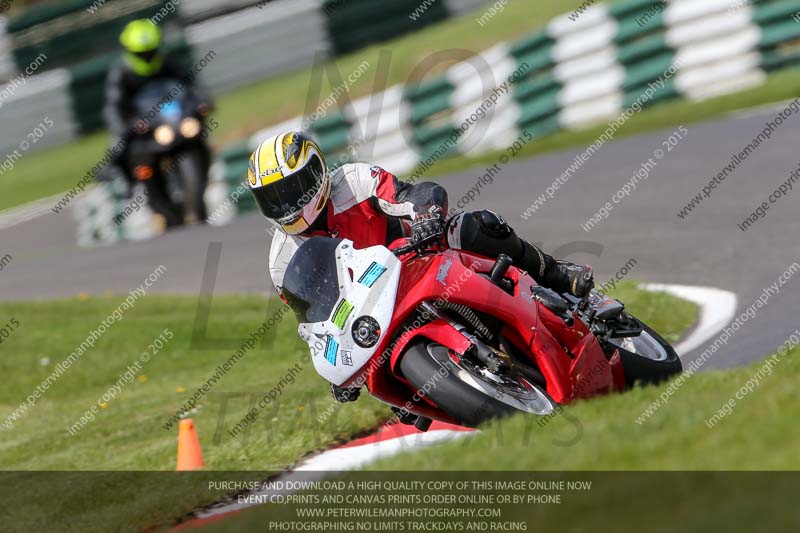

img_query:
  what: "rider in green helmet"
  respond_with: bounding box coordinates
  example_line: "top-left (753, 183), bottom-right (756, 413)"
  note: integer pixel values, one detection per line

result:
top-left (103, 19), bottom-right (212, 186)
top-left (119, 19), bottom-right (165, 77)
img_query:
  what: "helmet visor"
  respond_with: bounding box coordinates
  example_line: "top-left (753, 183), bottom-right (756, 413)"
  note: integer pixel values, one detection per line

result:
top-left (253, 154), bottom-right (324, 223)
top-left (133, 49), bottom-right (159, 64)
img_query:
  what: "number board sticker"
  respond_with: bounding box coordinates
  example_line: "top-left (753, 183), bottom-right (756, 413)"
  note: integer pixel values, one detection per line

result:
top-left (357, 262), bottom-right (387, 288)
top-left (331, 299), bottom-right (354, 329)
top-left (324, 336), bottom-right (338, 366)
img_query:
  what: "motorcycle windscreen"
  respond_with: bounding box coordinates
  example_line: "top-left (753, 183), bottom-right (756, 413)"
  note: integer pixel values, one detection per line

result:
top-left (134, 79), bottom-right (187, 118)
top-left (282, 237), bottom-right (343, 323)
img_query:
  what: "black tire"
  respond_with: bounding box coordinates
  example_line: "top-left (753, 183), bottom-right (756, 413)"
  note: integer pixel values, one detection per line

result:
top-left (612, 318), bottom-right (682, 387)
top-left (144, 170), bottom-right (183, 228)
top-left (399, 339), bottom-right (555, 427)
top-left (177, 151), bottom-right (208, 224)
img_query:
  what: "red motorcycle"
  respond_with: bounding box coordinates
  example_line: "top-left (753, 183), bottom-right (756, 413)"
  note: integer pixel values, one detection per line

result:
top-left (285, 236), bottom-right (681, 429)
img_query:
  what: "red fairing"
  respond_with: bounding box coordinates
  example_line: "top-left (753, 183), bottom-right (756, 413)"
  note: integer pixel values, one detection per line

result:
top-left (350, 247), bottom-right (623, 424)
top-left (364, 319), bottom-right (470, 425)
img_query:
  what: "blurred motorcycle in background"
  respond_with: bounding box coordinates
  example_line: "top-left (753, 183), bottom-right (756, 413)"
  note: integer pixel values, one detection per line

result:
top-left (76, 78), bottom-right (216, 246)
top-left (126, 78), bottom-right (212, 228)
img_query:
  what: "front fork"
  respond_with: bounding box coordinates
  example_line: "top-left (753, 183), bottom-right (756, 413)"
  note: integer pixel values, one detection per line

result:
top-left (419, 301), bottom-right (545, 389)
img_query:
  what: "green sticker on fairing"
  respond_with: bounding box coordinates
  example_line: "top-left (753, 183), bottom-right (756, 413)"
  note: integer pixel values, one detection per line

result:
top-left (331, 299), bottom-right (354, 329)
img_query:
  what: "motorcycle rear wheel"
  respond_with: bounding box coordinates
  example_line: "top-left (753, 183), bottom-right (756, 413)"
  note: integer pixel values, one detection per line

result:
top-left (399, 339), bottom-right (556, 427)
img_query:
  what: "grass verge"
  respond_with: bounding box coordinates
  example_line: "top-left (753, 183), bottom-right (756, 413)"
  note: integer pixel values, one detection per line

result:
top-left (0, 295), bottom-right (386, 471)
top-left (368, 345), bottom-right (799, 471)
top-left (201, 298), bottom-right (797, 533)
top-left (185, 292), bottom-right (800, 532)
top-left (0, 283), bottom-right (692, 530)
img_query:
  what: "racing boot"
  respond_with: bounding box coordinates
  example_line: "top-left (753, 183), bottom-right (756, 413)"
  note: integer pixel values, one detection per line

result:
top-left (544, 260), bottom-right (594, 298)
top-left (514, 240), bottom-right (593, 298)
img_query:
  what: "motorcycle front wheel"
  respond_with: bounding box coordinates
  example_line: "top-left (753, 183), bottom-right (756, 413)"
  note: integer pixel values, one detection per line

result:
top-left (399, 339), bottom-right (556, 427)
top-left (176, 149), bottom-right (208, 224)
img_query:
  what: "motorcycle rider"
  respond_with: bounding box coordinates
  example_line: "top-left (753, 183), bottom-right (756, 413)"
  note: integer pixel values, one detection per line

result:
top-left (248, 131), bottom-right (594, 402)
top-left (103, 19), bottom-right (212, 223)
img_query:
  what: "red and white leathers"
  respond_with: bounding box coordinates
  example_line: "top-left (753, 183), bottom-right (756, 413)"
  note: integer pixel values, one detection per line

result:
top-left (268, 162), bottom-right (592, 298)
top-left (269, 162), bottom-right (448, 292)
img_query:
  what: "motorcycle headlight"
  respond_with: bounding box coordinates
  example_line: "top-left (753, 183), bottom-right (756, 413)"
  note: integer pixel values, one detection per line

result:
top-left (352, 316), bottom-right (381, 348)
top-left (154, 125), bottom-right (175, 146)
top-left (179, 117), bottom-right (202, 139)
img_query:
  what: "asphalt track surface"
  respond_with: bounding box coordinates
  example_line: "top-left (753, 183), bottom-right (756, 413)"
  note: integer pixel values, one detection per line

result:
top-left (2, 105), bottom-right (799, 370)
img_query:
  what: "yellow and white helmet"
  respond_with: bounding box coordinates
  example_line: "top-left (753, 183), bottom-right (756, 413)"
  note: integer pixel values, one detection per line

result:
top-left (247, 131), bottom-right (330, 235)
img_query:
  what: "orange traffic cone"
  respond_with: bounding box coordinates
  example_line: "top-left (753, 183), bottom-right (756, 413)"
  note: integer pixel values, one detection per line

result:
top-left (176, 418), bottom-right (205, 471)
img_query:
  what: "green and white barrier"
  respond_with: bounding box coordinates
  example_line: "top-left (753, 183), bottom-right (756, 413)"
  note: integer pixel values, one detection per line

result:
top-left (0, 68), bottom-right (76, 155)
top-left (12, 0), bottom-right (800, 243)
top-left (0, 16), bottom-right (15, 82)
top-left (73, 180), bottom-right (156, 247)
top-left (184, 0), bottom-right (329, 92)
top-left (210, 0), bottom-right (800, 225)
top-left (0, 0), bottom-right (493, 157)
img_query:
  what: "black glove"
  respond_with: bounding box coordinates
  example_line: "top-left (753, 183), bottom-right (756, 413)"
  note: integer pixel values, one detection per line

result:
top-left (331, 383), bottom-right (360, 403)
top-left (554, 261), bottom-right (595, 298)
top-left (410, 205), bottom-right (444, 245)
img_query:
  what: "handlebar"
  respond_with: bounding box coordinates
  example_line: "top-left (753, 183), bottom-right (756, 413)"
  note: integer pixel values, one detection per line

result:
top-left (392, 233), bottom-right (444, 257)
top-left (392, 242), bottom-right (419, 256)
